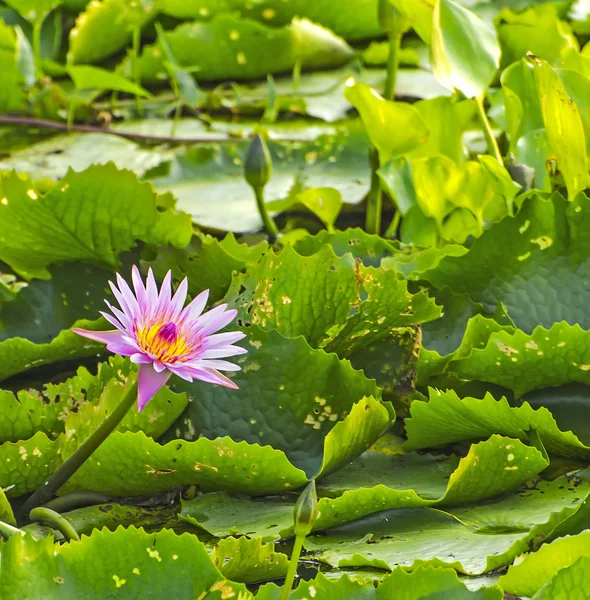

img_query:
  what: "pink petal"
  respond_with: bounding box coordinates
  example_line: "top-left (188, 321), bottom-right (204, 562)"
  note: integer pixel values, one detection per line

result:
top-left (99, 311), bottom-right (126, 332)
top-left (190, 359), bottom-right (241, 372)
top-left (153, 360), bottom-right (167, 373)
top-left (116, 273), bottom-right (140, 317)
top-left (199, 345), bottom-right (248, 359)
top-left (198, 308), bottom-right (238, 337)
top-left (106, 342), bottom-right (138, 357)
top-left (145, 268), bottom-right (159, 314)
top-left (72, 328), bottom-right (124, 346)
top-left (167, 277), bottom-right (188, 319)
top-left (104, 301), bottom-right (132, 329)
top-left (156, 270), bottom-right (172, 315)
top-left (137, 363), bottom-right (171, 411)
top-left (130, 353), bottom-right (151, 364)
top-left (205, 331), bottom-right (246, 348)
top-left (132, 265), bottom-right (147, 312)
top-left (180, 289), bottom-right (209, 323)
top-left (183, 366), bottom-right (238, 389)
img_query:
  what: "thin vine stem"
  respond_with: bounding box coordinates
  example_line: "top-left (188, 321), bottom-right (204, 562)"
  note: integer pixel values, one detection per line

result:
top-left (279, 535), bottom-right (304, 600)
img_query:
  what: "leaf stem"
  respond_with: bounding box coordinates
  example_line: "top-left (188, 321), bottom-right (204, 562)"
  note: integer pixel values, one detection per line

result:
top-left (279, 534), bottom-right (304, 600)
top-left (254, 186), bottom-right (279, 240)
top-left (384, 210), bottom-right (401, 239)
top-left (29, 507), bottom-right (80, 542)
top-left (43, 491), bottom-right (112, 514)
top-left (475, 96), bottom-right (503, 166)
top-left (19, 381), bottom-right (138, 520)
top-left (0, 520), bottom-right (23, 538)
top-left (366, 147), bottom-right (382, 235)
top-left (32, 20), bottom-right (43, 79)
top-left (384, 33), bottom-right (401, 101)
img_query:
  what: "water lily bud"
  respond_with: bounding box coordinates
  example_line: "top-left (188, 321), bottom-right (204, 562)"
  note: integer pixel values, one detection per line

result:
top-left (293, 479), bottom-right (318, 538)
top-left (244, 134), bottom-right (272, 189)
top-left (378, 0), bottom-right (410, 36)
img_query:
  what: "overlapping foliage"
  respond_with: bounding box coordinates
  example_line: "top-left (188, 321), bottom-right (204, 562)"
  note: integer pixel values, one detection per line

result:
top-left (1, 0), bottom-right (590, 597)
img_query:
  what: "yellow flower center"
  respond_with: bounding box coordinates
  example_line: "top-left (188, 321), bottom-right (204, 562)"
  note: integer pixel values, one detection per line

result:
top-left (136, 321), bottom-right (190, 363)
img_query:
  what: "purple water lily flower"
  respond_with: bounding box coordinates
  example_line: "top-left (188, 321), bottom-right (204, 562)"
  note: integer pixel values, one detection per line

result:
top-left (73, 266), bottom-right (246, 411)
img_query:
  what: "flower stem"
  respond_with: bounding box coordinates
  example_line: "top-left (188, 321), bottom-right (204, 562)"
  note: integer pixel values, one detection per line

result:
top-left (475, 96), bottom-right (503, 166)
top-left (279, 534), bottom-right (304, 600)
top-left (254, 186), bottom-right (279, 239)
top-left (19, 381), bottom-right (138, 520)
top-left (384, 33), bottom-right (401, 101)
top-left (366, 147), bottom-right (382, 235)
top-left (29, 507), bottom-right (80, 542)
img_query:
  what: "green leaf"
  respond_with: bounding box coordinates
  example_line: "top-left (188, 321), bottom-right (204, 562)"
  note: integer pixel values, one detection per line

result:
top-left (405, 388), bottom-right (590, 459)
top-left (164, 327), bottom-right (385, 477)
top-left (67, 65), bottom-right (151, 97)
top-left (227, 244), bottom-right (439, 349)
top-left (0, 527), bottom-right (252, 599)
top-left (501, 58), bottom-right (544, 149)
top-left (295, 187), bottom-right (342, 232)
top-left (144, 233), bottom-right (268, 304)
top-left (375, 565), bottom-right (503, 599)
top-left (558, 68), bottom-right (590, 155)
top-left (2, 0), bottom-right (61, 25)
top-left (420, 192), bottom-right (590, 332)
top-left (213, 537), bottom-right (289, 583)
top-left (497, 4), bottom-right (578, 67)
top-left (157, 0), bottom-right (381, 41)
top-left (532, 556), bottom-right (590, 600)
top-left (450, 322), bottom-right (590, 398)
top-left (293, 228), bottom-right (397, 268)
top-left (0, 165), bottom-right (191, 279)
top-left (304, 506), bottom-right (553, 575)
top-left (0, 489), bottom-right (15, 526)
top-left (67, 0), bottom-right (156, 64)
top-left (500, 530), bottom-right (590, 598)
top-left (388, 0), bottom-right (435, 44)
top-left (22, 502), bottom-right (179, 541)
top-left (343, 81), bottom-right (429, 162)
top-left (137, 16), bottom-right (354, 83)
top-left (0, 22), bottom-right (26, 111)
top-left (181, 437), bottom-right (547, 539)
top-left (528, 55), bottom-right (589, 199)
top-left (430, 0), bottom-right (500, 99)
top-left (0, 132), bottom-right (174, 180)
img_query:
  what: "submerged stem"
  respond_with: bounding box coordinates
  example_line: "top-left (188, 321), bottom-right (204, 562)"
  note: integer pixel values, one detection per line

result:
top-left (19, 382), bottom-right (138, 521)
top-left (29, 507), bottom-right (80, 542)
top-left (279, 535), bottom-right (304, 600)
top-left (0, 520), bottom-right (23, 539)
top-left (475, 96), bottom-right (503, 166)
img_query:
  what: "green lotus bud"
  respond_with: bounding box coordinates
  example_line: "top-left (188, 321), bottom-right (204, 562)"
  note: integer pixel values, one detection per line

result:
top-left (293, 479), bottom-right (318, 538)
top-left (378, 0), bottom-right (410, 36)
top-left (244, 134), bottom-right (272, 189)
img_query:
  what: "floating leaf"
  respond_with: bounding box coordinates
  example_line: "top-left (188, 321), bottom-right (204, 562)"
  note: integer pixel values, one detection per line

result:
top-left (500, 530), bottom-right (590, 598)
top-left (0, 527), bottom-right (251, 599)
top-left (138, 16), bottom-right (354, 83)
top-left (405, 388), bottom-right (590, 459)
top-left (420, 192), bottom-right (590, 332)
